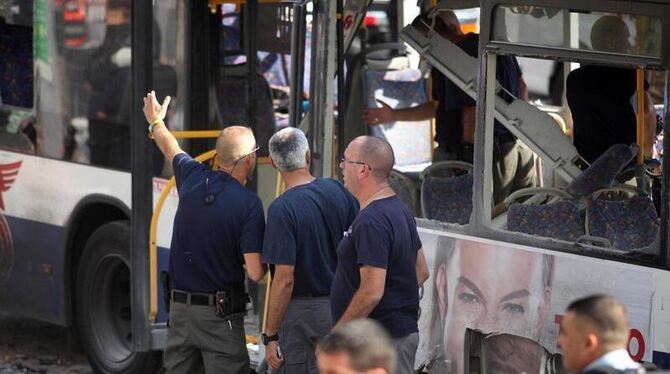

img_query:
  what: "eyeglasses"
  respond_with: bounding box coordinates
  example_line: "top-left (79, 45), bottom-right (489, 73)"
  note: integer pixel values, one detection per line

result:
top-left (236, 144), bottom-right (261, 161)
top-left (227, 145), bottom-right (261, 175)
top-left (340, 157), bottom-right (372, 170)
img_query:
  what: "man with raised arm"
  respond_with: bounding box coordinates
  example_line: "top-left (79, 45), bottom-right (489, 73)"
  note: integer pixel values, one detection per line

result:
top-left (143, 91), bottom-right (266, 374)
top-left (262, 127), bottom-right (358, 373)
top-left (558, 295), bottom-right (641, 374)
top-left (331, 136), bottom-right (430, 374)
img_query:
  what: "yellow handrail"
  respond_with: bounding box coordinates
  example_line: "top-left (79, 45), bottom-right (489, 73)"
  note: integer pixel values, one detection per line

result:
top-left (636, 70), bottom-right (645, 165)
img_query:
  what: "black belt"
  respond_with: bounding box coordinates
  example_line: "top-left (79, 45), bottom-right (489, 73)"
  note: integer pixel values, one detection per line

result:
top-left (171, 290), bottom-right (216, 306)
top-left (292, 293), bottom-right (329, 299)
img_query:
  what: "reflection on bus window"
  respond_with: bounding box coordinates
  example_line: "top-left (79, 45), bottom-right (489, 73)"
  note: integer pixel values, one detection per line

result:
top-left (493, 6), bottom-right (662, 58)
top-left (0, 19), bottom-right (34, 109)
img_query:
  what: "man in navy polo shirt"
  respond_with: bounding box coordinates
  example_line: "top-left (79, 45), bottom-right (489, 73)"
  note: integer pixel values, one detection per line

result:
top-left (143, 91), bottom-right (266, 374)
top-left (331, 135), bottom-right (430, 374)
top-left (262, 127), bottom-right (358, 373)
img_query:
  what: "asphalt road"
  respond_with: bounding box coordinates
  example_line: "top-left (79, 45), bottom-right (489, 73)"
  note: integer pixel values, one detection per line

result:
top-left (0, 314), bottom-right (92, 374)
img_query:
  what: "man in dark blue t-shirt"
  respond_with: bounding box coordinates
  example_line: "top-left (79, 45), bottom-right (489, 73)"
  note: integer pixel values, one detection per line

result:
top-left (262, 127), bottom-right (358, 374)
top-left (143, 91), bottom-right (266, 374)
top-left (332, 136), bottom-right (429, 374)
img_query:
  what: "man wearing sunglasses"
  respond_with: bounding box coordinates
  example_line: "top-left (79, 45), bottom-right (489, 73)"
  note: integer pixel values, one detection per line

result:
top-left (143, 91), bottom-right (266, 374)
top-left (262, 127), bottom-right (358, 374)
top-left (332, 136), bottom-right (429, 374)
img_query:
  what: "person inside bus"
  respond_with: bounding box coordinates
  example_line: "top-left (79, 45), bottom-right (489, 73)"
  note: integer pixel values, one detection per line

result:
top-left (363, 9), bottom-right (535, 205)
top-left (261, 127), bottom-right (359, 374)
top-left (142, 91), bottom-right (267, 374)
top-left (316, 319), bottom-right (397, 374)
top-left (428, 237), bottom-right (554, 374)
top-left (332, 135), bottom-right (430, 374)
top-left (85, 0), bottom-right (132, 170)
top-left (567, 15), bottom-right (657, 166)
top-left (558, 295), bottom-right (641, 373)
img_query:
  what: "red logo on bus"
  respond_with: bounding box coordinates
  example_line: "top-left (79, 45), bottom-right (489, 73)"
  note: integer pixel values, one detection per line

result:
top-left (0, 160), bottom-right (20, 284)
top-left (0, 160), bottom-right (22, 210)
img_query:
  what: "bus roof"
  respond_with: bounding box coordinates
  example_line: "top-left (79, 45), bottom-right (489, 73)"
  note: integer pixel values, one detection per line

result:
top-left (480, 0), bottom-right (670, 69)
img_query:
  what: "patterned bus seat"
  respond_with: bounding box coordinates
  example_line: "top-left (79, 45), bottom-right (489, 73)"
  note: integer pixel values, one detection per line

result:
top-left (421, 175), bottom-right (473, 225)
top-left (507, 201), bottom-right (584, 242)
top-left (566, 144), bottom-right (638, 199)
top-left (365, 68), bottom-right (432, 175)
top-left (389, 169), bottom-right (419, 216)
top-left (586, 195), bottom-right (659, 250)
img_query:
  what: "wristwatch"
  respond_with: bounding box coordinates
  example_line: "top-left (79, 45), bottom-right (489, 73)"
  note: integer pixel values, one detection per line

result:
top-left (261, 333), bottom-right (279, 345)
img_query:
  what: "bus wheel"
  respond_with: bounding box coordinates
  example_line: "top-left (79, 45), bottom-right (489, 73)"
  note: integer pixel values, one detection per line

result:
top-left (76, 221), bottom-right (159, 373)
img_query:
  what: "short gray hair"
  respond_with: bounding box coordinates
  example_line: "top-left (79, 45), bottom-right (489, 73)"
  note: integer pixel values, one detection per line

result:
top-left (268, 127), bottom-right (309, 172)
top-left (317, 319), bottom-right (396, 373)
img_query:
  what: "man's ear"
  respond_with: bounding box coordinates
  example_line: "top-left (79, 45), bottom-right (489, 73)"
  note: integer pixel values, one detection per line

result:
top-left (269, 156), bottom-right (277, 170)
top-left (305, 150), bottom-right (311, 166)
top-left (584, 331), bottom-right (599, 354)
top-left (436, 263), bottom-right (448, 321)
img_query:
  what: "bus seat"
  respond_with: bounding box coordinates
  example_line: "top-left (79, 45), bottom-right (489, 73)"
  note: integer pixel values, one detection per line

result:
top-left (365, 68), bottom-right (432, 177)
top-left (585, 190), bottom-right (659, 250)
top-left (421, 175), bottom-right (473, 225)
top-left (507, 200), bottom-right (584, 242)
top-left (422, 160), bottom-right (473, 179)
top-left (566, 144), bottom-right (638, 199)
top-left (389, 169), bottom-right (419, 217)
top-left (218, 64), bottom-right (277, 157)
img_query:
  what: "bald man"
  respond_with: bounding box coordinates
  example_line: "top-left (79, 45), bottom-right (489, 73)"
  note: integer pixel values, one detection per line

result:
top-left (143, 91), bottom-right (266, 374)
top-left (558, 295), bottom-right (640, 374)
top-left (331, 136), bottom-right (430, 374)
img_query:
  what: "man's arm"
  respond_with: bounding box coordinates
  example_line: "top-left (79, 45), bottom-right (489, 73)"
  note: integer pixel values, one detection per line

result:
top-left (416, 248), bottom-right (429, 287)
top-left (243, 253), bottom-right (267, 282)
top-left (363, 99), bottom-right (438, 126)
top-left (335, 266), bottom-right (386, 328)
top-left (518, 77), bottom-right (529, 101)
top-left (264, 265), bottom-right (294, 369)
top-left (142, 90), bottom-right (184, 164)
top-left (264, 264), bottom-right (294, 335)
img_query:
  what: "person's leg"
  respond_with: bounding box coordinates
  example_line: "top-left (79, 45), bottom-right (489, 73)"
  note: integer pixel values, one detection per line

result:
top-left (492, 140), bottom-right (517, 206)
top-left (163, 303), bottom-right (205, 374)
top-left (393, 332), bottom-right (419, 374)
top-left (512, 141), bottom-right (536, 191)
top-left (275, 297), bottom-right (332, 374)
top-left (194, 308), bottom-right (250, 374)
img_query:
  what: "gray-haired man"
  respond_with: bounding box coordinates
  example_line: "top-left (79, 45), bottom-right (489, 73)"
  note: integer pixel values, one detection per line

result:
top-left (262, 127), bottom-right (359, 373)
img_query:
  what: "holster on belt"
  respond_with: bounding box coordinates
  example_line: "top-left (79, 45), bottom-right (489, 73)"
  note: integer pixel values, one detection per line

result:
top-left (160, 271), bottom-right (171, 313)
top-left (215, 283), bottom-right (248, 318)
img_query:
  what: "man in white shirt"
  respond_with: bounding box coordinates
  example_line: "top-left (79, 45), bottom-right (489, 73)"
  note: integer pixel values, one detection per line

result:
top-left (558, 295), bottom-right (641, 374)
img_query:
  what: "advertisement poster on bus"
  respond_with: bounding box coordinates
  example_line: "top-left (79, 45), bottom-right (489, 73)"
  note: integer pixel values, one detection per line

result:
top-left (415, 230), bottom-right (654, 372)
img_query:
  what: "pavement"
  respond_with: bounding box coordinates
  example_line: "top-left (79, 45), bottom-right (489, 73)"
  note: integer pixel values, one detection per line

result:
top-left (0, 314), bottom-right (92, 374)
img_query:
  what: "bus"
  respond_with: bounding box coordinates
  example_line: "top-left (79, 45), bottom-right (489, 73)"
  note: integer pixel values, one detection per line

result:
top-left (394, 0), bottom-right (670, 372)
top-left (4, 0), bottom-right (670, 373)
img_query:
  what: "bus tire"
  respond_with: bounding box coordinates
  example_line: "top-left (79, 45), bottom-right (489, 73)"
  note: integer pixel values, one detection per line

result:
top-left (76, 220), bottom-right (160, 373)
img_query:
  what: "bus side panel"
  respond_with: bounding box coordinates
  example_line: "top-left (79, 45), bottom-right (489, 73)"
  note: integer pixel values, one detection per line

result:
top-left (416, 228), bottom-right (667, 370)
top-left (0, 216), bottom-right (65, 324)
top-left (0, 152), bottom-right (131, 326)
